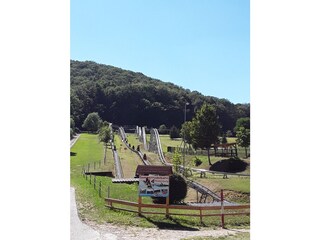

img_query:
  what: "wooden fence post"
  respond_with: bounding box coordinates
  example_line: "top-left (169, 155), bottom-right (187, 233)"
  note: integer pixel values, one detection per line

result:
top-left (221, 189), bottom-right (225, 228)
top-left (138, 196), bottom-right (142, 216)
top-left (99, 181), bottom-right (101, 197)
top-left (104, 147), bottom-right (107, 165)
top-left (165, 197), bottom-right (169, 218)
top-left (87, 163), bottom-right (90, 172)
top-left (90, 173), bottom-right (92, 184)
top-left (94, 176), bottom-right (96, 189)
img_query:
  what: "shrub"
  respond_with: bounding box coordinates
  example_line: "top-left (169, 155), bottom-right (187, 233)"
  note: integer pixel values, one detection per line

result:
top-left (193, 156), bottom-right (202, 167)
top-left (152, 174), bottom-right (187, 204)
top-left (209, 157), bottom-right (248, 173)
top-left (172, 150), bottom-right (182, 172)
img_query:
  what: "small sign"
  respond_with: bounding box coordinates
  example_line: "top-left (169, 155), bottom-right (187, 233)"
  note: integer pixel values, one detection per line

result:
top-left (139, 175), bottom-right (169, 197)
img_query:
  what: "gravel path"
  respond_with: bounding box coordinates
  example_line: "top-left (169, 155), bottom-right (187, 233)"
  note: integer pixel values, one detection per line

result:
top-left (88, 223), bottom-right (249, 240)
top-left (70, 187), bottom-right (117, 240)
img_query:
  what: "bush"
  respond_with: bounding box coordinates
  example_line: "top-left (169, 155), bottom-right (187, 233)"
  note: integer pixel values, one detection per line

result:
top-left (152, 174), bottom-right (187, 204)
top-left (193, 156), bottom-right (202, 167)
top-left (209, 157), bottom-right (248, 173)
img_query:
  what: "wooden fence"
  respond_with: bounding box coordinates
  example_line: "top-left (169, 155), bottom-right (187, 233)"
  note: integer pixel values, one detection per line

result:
top-left (105, 195), bottom-right (250, 228)
top-left (82, 169), bottom-right (250, 228)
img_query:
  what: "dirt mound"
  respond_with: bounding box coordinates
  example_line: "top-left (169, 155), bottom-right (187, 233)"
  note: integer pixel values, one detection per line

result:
top-left (209, 157), bottom-right (248, 173)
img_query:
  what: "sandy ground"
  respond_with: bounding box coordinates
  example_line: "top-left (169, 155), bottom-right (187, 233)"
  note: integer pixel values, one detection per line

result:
top-left (88, 221), bottom-right (249, 240)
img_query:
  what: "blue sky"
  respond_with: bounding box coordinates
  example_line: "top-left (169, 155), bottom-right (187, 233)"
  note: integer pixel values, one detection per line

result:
top-left (71, 0), bottom-right (250, 104)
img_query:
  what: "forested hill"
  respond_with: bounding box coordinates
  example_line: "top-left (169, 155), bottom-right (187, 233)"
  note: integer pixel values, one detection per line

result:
top-left (70, 60), bottom-right (250, 133)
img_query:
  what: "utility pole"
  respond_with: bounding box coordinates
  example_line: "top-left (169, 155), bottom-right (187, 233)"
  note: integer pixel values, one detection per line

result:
top-left (183, 102), bottom-right (189, 176)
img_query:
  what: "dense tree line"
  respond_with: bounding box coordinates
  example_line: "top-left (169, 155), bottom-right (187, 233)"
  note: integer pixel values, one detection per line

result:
top-left (70, 60), bottom-right (250, 134)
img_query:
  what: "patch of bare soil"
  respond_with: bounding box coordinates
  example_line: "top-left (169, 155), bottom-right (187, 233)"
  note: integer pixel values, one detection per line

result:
top-left (220, 190), bottom-right (250, 203)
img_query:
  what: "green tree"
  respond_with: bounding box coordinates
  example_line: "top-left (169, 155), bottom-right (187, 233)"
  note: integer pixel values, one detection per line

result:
top-left (70, 128), bottom-right (74, 140)
top-left (226, 130), bottom-right (233, 137)
top-left (158, 124), bottom-right (167, 134)
top-left (180, 121), bottom-right (193, 145)
top-left (169, 125), bottom-right (180, 139)
top-left (190, 103), bottom-right (221, 165)
top-left (172, 150), bottom-right (182, 173)
top-left (98, 125), bottom-right (111, 145)
top-left (82, 112), bottom-right (102, 132)
top-left (234, 117), bottom-right (250, 133)
top-left (70, 117), bottom-right (75, 130)
top-left (70, 117), bottom-right (75, 139)
top-left (236, 126), bottom-right (250, 158)
top-left (221, 134), bottom-right (227, 144)
top-left (100, 121), bottom-right (109, 128)
top-left (98, 124), bottom-right (111, 163)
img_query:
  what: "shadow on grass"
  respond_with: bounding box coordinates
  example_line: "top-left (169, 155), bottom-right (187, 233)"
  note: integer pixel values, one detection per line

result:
top-left (141, 215), bottom-right (200, 231)
top-left (70, 152), bottom-right (77, 156)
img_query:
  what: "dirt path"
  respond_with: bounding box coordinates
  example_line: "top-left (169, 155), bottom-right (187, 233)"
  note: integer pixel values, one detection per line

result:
top-left (71, 187), bottom-right (117, 240)
top-left (86, 220), bottom-right (249, 240)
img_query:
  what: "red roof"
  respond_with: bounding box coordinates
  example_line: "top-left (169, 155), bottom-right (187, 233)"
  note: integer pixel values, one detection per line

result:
top-left (135, 165), bottom-right (173, 176)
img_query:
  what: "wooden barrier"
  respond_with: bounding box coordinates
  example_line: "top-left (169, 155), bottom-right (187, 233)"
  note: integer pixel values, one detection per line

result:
top-left (105, 195), bottom-right (249, 225)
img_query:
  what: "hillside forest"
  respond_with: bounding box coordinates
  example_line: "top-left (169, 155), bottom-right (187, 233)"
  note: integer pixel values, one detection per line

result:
top-left (70, 60), bottom-right (250, 135)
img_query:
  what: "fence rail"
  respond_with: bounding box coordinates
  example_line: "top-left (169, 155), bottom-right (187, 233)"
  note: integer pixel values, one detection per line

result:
top-left (82, 166), bottom-right (249, 228)
top-left (105, 196), bottom-right (249, 227)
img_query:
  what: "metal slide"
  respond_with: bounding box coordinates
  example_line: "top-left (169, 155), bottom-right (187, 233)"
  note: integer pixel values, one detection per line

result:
top-left (147, 127), bottom-right (238, 205)
top-left (119, 127), bottom-right (150, 165)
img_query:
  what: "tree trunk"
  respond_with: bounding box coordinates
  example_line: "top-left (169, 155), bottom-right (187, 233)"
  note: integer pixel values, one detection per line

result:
top-left (103, 144), bottom-right (107, 164)
top-left (207, 148), bottom-right (212, 165)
